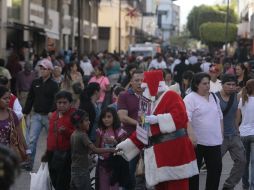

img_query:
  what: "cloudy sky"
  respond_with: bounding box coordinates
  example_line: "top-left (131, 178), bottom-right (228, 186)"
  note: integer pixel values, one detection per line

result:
top-left (175, 0), bottom-right (218, 26)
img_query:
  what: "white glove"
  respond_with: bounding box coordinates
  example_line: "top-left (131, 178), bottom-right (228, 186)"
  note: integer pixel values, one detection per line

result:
top-left (145, 115), bottom-right (158, 125)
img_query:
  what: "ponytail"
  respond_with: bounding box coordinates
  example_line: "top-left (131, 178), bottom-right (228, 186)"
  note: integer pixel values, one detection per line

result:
top-left (242, 86), bottom-right (248, 106)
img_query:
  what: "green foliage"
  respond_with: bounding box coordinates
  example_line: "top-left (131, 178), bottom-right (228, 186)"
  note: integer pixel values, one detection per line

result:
top-left (187, 4), bottom-right (238, 40)
top-left (199, 22), bottom-right (237, 48)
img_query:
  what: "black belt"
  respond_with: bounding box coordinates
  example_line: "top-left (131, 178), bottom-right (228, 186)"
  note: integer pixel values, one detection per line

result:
top-left (149, 128), bottom-right (187, 146)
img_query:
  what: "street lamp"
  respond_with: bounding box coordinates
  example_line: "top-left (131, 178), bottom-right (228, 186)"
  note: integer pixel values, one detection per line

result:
top-left (224, 0), bottom-right (230, 58)
top-left (118, 0), bottom-right (121, 54)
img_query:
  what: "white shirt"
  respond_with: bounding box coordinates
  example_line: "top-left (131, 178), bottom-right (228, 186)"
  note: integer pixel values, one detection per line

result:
top-left (209, 79), bottom-right (222, 93)
top-left (238, 97), bottom-right (254, 136)
top-left (148, 59), bottom-right (167, 69)
top-left (171, 59), bottom-right (181, 73)
top-left (200, 62), bottom-right (211, 73)
top-left (188, 56), bottom-right (198, 65)
top-left (184, 92), bottom-right (223, 146)
top-left (80, 60), bottom-right (94, 76)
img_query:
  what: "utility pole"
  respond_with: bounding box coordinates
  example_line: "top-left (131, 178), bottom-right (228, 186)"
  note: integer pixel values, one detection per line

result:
top-left (78, 0), bottom-right (81, 61)
top-left (118, 0), bottom-right (121, 54)
top-left (224, 0), bottom-right (230, 58)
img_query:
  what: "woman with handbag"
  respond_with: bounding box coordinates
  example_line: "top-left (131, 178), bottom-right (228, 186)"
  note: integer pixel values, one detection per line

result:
top-left (44, 90), bottom-right (76, 190)
top-left (0, 86), bottom-right (29, 162)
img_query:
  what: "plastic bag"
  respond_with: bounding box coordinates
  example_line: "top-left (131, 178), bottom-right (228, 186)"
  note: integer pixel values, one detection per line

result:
top-left (30, 163), bottom-right (54, 190)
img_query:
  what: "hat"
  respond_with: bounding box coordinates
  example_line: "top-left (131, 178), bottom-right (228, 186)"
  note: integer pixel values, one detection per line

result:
top-left (209, 64), bottom-right (219, 73)
top-left (141, 70), bottom-right (168, 101)
top-left (39, 59), bottom-right (53, 70)
top-left (221, 74), bottom-right (237, 84)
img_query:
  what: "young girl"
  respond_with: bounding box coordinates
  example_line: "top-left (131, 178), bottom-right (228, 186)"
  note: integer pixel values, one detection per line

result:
top-left (95, 107), bottom-right (127, 190)
top-left (70, 109), bottom-right (116, 190)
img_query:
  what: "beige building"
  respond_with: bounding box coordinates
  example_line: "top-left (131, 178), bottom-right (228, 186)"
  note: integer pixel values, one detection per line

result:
top-left (98, 0), bottom-right (140, 53)
top-left (0, 0), bottom-right (99, 60)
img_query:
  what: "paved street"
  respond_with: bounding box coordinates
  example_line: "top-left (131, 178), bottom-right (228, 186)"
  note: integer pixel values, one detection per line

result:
top-left (11, 130), bottom-right (243, 190)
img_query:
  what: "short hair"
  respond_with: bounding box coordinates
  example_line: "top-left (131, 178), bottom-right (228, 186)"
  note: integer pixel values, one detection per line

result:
top-left (113, 86), bottom-right (125, 96)
top-left (182, 70), bottom-right (194, 81)
top-left (55, 90), bottom-right (73, 103)
top-left (0, 76), bottom-right (8, 86)
top-left (71, 109), bottom-right (89, 128)
top-left (131, 69), bottom-right (143, 78)
top-left (191, 72), bottom-right (210, 92)
top-left (0, 59), bottom-right (5, 67)
top-left (0, 145), bottom-right (20, 190)
top-left (221, 74), bottom-right (237, 84)
top-left (0, 86), bottom-right (9, 98)
top-left (84, 82), bottom-right (100, 98)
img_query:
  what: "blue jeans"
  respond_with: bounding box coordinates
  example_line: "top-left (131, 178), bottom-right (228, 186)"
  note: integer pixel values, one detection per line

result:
top-left (28, 113), bottom-right (49, 166)
top-left (241, 135), bottom-right (254, 190)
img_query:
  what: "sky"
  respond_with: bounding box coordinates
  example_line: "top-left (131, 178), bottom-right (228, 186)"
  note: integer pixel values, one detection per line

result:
top-left (174, 0), bottom-right (218, 26)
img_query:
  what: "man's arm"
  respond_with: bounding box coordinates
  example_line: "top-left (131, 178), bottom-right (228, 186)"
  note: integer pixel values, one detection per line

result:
top-left (118, 109), bottom-right (138, 126)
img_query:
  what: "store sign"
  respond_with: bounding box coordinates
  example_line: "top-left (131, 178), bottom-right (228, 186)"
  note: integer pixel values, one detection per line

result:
top-left (91, 23), bottom-right (98, 39)
top-left (62, 15), bottom-right (71, 34)
top-left (45, 9), bottom-right (60, 40)
top-left (30, 3), bottom-right (44, 25)
top-left (83, 20), bottom-right (90, 37)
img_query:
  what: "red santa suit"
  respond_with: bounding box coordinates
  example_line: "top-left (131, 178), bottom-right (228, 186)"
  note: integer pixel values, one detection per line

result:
top-left (117, 70), bottom-right (198, 190)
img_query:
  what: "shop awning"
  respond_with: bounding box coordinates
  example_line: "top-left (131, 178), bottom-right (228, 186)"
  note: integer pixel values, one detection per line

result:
top-left (6, 22), bottom-right (45, 35)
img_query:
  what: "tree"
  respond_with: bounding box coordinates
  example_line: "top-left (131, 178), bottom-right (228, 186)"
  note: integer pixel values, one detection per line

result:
top-left (199, 22), bottom-right (237, 51)
top-left (187, 4), bottom-right (238, 40)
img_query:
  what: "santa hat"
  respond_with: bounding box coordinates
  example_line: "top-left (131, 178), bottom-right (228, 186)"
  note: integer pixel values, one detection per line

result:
top-left (141, 70), bottom-right (168, 101)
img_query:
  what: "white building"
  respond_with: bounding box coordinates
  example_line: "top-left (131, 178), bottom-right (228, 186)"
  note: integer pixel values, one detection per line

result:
top-left (156, 0), bottom-right (180, 42)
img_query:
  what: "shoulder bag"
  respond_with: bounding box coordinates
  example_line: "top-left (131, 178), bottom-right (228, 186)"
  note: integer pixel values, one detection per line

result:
top-left (8, 109), bottom-right (27, 162)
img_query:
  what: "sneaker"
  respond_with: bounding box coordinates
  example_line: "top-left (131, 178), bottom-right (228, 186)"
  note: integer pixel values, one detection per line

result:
top-left (200, 164), bottom-right (207, 173)
top-left (20, 161), bottom-right (32, 171)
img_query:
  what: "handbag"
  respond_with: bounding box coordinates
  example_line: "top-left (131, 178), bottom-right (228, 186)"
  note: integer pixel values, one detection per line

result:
top-left (50, 114), bottom-right (68, 171)
top-left (8, 109), bottom-right (27, 162)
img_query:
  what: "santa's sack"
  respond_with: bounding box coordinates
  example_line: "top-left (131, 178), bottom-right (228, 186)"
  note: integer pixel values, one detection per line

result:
top-left (30, 162), bottom-right (54, 190)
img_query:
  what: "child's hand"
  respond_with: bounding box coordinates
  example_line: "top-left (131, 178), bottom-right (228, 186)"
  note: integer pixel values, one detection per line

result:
top-left (104, 136), bottom-right (117, 144)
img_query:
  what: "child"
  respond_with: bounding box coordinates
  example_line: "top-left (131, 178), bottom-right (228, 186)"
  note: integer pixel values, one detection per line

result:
top-left (95, 107), bottom-right (127, 190)
top-left (70, 109), bottom-right (116, 190)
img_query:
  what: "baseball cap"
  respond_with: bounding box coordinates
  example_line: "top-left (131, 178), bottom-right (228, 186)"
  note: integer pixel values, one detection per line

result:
top-left (39, 59), bottom-right (53, 70)
top-left (221, 74), bottom-right (237, 84)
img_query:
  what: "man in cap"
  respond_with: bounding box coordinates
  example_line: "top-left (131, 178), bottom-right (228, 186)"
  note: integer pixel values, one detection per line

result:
top-left (216, 74), bottom-right (246, 190)
top-left (117, 70), bottom-right (198, 190)
top-left (23, 59), bottom-right (59, 170)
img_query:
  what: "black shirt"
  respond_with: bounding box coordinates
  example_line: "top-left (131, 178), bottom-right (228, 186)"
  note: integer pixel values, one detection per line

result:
top-left (23, 77), bottom-right (59, 114)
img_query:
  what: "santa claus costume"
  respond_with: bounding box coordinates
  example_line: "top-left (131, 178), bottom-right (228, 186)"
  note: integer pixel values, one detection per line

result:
top-left (117, 70), bottom-right (198, 190)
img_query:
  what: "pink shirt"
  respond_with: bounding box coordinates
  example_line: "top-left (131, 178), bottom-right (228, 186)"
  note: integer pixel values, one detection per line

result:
top-left (89, 76), bottom-right (110, 103)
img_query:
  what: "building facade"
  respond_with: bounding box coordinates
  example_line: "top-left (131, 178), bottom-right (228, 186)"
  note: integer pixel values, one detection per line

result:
top-left (156, 0), bottom-right (180, 42)
top-left (0, 0), bottom-right (99, 60)
top-left (98, 0), bottom-right (140, 53)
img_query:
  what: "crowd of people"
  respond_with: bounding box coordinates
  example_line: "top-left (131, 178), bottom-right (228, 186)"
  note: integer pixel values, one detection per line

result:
top-left (0, 47), bottom-right (254, 190)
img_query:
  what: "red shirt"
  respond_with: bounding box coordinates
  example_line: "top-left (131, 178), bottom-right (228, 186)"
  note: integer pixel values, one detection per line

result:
top-left (47, 108), bottom-right (76, 151)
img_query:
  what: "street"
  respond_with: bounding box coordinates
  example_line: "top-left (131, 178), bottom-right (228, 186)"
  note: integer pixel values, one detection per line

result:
top-left (11, 129), bottom-right (243, 190)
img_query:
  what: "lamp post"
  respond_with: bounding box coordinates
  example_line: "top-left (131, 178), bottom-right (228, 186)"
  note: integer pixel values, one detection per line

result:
top-left (77, 0), bottom-right (81, 61)
top-left (224, 0), bottom-right (230, 58)
top-left (118, 0), bottom-right (121, 54)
